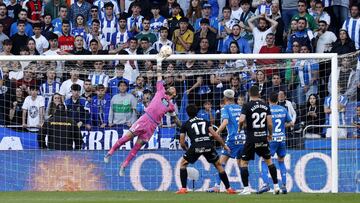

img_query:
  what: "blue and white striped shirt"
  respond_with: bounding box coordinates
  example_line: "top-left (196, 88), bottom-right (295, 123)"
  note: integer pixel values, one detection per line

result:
top-left (342, 17), bottom-right (360, 49)
top-left (324, 95), bottom-right (348, 125)
top-left (39, 81), bottom-right (61, 108)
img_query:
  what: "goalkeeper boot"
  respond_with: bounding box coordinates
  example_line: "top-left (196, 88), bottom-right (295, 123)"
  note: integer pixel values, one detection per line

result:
top-left (238, 187), bottom-right (251, 195)
top-left (206, 186), bottom-right (220, 193)
top-left (226, 188), bottom-right (237, 194)
top-left (281, 184), bottom-right (287, 194)
top-left (104, 153), bottom-right (111, 163)
top-left (176, 188), bottom-right (188, 194)
top-left (256, 184), bottom-right (270, 194)
top-left (273, 184), bottom-right (280, 195)
top-left (119, 166), bottom-right (125, 176)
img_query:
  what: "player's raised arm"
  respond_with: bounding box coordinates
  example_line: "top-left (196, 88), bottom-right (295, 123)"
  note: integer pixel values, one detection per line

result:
top-left (209, 127), bottom-right (230, 152)
top-left (266, 115), bottom-right (273, 140)
top-left (156, 59), bottom-right (163, 82)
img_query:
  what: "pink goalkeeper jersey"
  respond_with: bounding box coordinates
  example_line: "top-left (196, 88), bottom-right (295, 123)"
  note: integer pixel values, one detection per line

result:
top-left (144, 81), bottom-right (175, 124)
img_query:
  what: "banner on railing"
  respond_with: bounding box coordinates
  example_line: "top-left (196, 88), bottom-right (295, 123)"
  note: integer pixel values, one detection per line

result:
top-left (0, 127), bottom-right (177, 150)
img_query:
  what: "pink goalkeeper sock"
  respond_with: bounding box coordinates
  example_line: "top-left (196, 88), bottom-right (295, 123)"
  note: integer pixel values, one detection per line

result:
top-left (108, 135), bottom-right (132, 155)
top-left (121, 143), bottom-right (143, 168)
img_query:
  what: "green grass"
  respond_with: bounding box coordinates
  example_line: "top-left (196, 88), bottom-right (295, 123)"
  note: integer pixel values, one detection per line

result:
top-left (0, 192), bottom-right (360, 203)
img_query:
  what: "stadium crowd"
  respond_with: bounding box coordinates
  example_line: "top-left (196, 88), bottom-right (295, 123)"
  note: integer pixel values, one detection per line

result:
top-left (0, 0), bottom-right (359, 145)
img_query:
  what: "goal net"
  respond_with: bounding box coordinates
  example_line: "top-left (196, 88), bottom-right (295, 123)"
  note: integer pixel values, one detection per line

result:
top-left (0, 53), bottom-right (358, 193)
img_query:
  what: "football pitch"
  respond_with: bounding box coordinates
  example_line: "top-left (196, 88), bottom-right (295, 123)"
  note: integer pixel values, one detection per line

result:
top-left (0, 192), bottom-right (359, 203)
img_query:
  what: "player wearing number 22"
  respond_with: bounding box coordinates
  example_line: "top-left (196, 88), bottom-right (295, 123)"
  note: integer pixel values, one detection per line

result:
top-left (176, 104), bottom-right (236, 194)
top-left (258, 92), bottom-right (294, 194)
top-left (104, 68), bottom-right (181, 176)
top-left (238, 86), bottom-right (280, 195)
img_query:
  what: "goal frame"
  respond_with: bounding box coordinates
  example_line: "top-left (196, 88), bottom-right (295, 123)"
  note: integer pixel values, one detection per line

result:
top-left (0, 53), bottom-right (339, 193)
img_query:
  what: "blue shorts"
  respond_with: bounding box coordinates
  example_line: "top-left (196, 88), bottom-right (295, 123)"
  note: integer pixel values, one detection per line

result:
top-left (269, 141), bottom-right (286, 158)
top-left (222, 140), bottom-right (244, 159)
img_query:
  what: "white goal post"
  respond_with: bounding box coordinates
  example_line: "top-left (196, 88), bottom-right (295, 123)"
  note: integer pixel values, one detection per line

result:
top-left (0, 53), bottom-right (339, 193)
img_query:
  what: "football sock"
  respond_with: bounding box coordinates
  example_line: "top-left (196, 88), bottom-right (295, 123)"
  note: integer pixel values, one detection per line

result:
top-left (278, 161), bottom-right (287, 185)
top-left (219, 171), bottom-right (230, 189)
top-left (268, 164), bottom-right (279, 184)
top-left (215, 164), bottom-right (226, 186)
top-left (180, 168), bottom-right (188, 188)
top-left (121, 143), bottom-right (142, 168)
top-left (108, 135), bottom-right (132, 155)
top-left (240, 167), bottom-right (249, 187)
top-left (261, 160), bottom-right (270, 185)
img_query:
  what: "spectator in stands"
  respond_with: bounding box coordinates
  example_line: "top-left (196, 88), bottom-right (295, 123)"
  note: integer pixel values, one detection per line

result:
top-left (135, 17), bottom-right (157, 45)
top-left (65, 83), bottom-right (90, 129)
top-left (222, 24), bottom-right (251, 54)
top-left (152, 26), bottom-right (174, 53)
top-left (68, 0), bottom-right (91, 24)
top-left (150, 4), bottom-right (168, 35)
top-left (40, 68), bottom-right (61, 110)
top-left (278, 90), bottom-right (297, 124)
top-left (257, 33), bottom-right (281, 76)
top-left (108, 79), bottom-right (137, 128)
top-left (229, 0), bottom-right (241, 21)
top-left (342, 4), bottom-right (360, 49)
top-left (25, 0), bottom-right (42, 24)
top-left (330, 29), bottom-right (356, 55)
top-left (22, 85), bottom-right (44, 132)
top-left (285, 19), bottom-right (298, 46)
top-left (314, 20), bottom-right (337, 53)
top-left (291, 0), bottom-right (318, 31)
top-left (353, 104), bottom-right (360, 138)
top-left (194, 3), bottom-right (218, 34)
top-left (225, 74), bottom-right (247, 99)
top-left (52, 5), bottom-right (68, 35)
top-left (71, 14), bottom-right (89, 38)
top-left (58, 20), bottom-right (74, 53)
top-left (253, 0), bottom-right (275, 16)
top-left (286, 17), bottom-right (314, 53)
top-left (167, 2), bottom-right (183, 37)
top-left (81, 79), bottom-right (94, 102)
top-left (100, 2), bottom-right (118, 50)
top-left (172, 17), bottom-right (194, 53)
top-left (191, 18), bottom-right (217, 52)
top-left (39, 103), bottom-right (82, 150)
top-left (130, 75), bottom-right (146, 102)
top-left (127, 2), bottom-right (144, 36)
top-left (41, 14), bottom-right (54, 39)
top-left (186, 0), bottom-right (202, 26)
top-left (269, 3), bottom-right (284, 48)
top-left (136, 88), bottom-right (152, 116)
top-left (328, 57), bottom-right (359, 102)
top-left (44, 92), bottom-right (63, 120)
top-left (88, 60), bottom-right (109, 90)
top-left (161, 0), bottom-right (184, 19)
top-left (1, 39), bottom-right (12, 56)
top-left (10, 9), bottom-right (33, 37)
top-left (197, 100), bottom-right (215, 125)
top-left (0, 22), bottom-right (9, 52)
top-left (0, 4), bottom-right (13, 36)
top-left (217, 6), bottom-right (240, 53)
top-left (312, 1), bottom-right (331, 26)
top-left (267, 73), bottom-right (287, 98)
top-left (108, 64), bottom-right (129, 97)
top-left (89, 84), bottom-right (111, 128)
top-left (16, 65), bottom-right (37, 93)
top-left (8, 61), bottom-right (22, 81)
top-left (123, 37), bottom-right (140, 84)
top-left (86, 20), bottom-right (105, 50)
top-left (9, 87), bottom-right (24, 126)
top-left (253, 70), bottom-right (270, 100)
top-left (10, 20), bottom-right (29, 55)
top-left (225, 41), bottom-right (247, 68)
top-left (333, 0), bottom-right (350, 33)
top-left (109, 15), bottom-right (132, 53)
top-left (295, 45), bottom-right (319, 106)
top-left (59, 68), bottom-right (84, 100)
top-left (44, 0), bottom-right (65, 20)
top-left (7, 0), bottom-right (21, 20)
top-left (302, 94), bottom-right (324, 138)
top-left (31, 23), bottom-right (48, 55)
top-left (87, 6), bottom-right (99, 28)
top-left (324, 92), bottom-right (348, 138)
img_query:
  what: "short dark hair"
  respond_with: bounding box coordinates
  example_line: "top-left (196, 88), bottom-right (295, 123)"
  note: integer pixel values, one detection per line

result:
top-left (298, 17), bottom-right (307, 24)
top-left (115, 64), bottom-right (125, 70)
top-left (90, 39), bottom-right (98, 45)
top-left (97, 84), bottom-right (105, 90)
top-left (298, 0), bottom-right (307, 5)
top-left (118, 79), bottom-right (128, 87)
top-left (71, 84), bottom-right (81, 91)
top-left (92, 19), bottom-right (100, 25)
top-left (33, 23), bottom-right (41, 28)
top-left (91, 5), bottom-right (98, 10)
top-left (186, 104), bottom-right (198, 118)
top-left (62, 19), bottom-right (70, 25)
top-left (17, 20), bottom-right (26, 25)
top-left (29, 85), bottom-right (39, 91)
top-left (269, 92), bottom-right (278, 103)
top-left (249, 85), bottom-right (260, 97)
top-left (160, 26), bottom-right (168, 32)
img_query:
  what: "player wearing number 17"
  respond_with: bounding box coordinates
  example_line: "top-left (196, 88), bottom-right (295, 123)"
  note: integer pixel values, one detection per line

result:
top-left (176, 104), bottom-right (236, 194)
top-left (238, 86), bottom-right (280, 195)
top-left (258, 92), bottom-right (294, 194)
top-left (104, 64), bottom-right (181, 176)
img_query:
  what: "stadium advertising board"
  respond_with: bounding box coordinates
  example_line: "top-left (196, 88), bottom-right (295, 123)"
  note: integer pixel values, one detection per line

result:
top-left (0, 150), bottom-right (359, 192)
